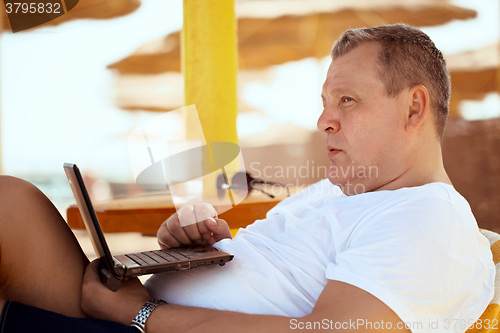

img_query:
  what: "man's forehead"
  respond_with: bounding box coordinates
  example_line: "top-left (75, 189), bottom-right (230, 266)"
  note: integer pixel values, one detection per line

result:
top-left (328, 43), bottom-right (380, 72)
top-left (323, 43), bottom-right (381, 90)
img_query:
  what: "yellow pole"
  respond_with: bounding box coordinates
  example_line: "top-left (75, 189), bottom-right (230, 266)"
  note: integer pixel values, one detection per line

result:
top-left (0, 5), bottom-right (3, 175)
top-left (182, 0), bottom-right (239, 198)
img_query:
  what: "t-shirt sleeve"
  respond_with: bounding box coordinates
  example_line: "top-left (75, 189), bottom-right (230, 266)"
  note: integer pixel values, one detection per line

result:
top-left (325, 196), bottom-right (494, 333)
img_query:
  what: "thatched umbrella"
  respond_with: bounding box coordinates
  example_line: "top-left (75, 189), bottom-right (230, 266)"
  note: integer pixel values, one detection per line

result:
top-left (111, 70), bottom-right (273, 112)
top-left (3, 0), bottom-right (140, 32)
top-left (445, 44), bottom-right (499, 117)
top-left (108, 0), bottom-right (476, 75)
top-left (107, 0), bottom-right (476, 113)
top-left (113, 33), bottom-right (499, 118)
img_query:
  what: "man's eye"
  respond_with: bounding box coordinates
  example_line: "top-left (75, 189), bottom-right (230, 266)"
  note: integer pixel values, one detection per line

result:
top-left (342, 97), bottom-right (354, 103)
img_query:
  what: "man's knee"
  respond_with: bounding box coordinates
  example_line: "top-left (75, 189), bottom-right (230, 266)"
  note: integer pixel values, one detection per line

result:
top-left (0, 175), bottom-right (46, 201)
top-left (0, 176), bottom-right (54, 225)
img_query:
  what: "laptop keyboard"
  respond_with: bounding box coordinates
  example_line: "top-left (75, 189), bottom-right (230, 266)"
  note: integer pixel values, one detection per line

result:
top-left (126, 249), bottom-right (199, 266)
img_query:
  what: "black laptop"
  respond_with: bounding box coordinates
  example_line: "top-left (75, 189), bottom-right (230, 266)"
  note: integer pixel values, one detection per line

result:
top-left (64, 163), bottom-right (234, 291)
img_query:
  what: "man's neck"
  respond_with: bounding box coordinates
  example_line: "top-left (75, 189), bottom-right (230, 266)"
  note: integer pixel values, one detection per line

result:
top-left (374, 141), bottom-right (452, 192)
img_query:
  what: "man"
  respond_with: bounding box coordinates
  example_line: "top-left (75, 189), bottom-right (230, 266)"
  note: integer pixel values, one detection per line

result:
top-left (0, 24), bottom-right (494, 332)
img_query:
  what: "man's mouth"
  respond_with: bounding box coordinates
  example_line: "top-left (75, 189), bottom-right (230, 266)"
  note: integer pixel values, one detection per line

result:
top-left (328, 149), bottom-right (342, 159)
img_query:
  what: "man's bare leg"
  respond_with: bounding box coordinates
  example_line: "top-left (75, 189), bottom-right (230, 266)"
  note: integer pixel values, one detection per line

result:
top-left (0, 176), bottom-right (88, 317)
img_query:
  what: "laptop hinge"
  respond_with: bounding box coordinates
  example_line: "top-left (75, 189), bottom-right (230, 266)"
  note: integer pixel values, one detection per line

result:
top-left (112, 258), bottom-right (126, 277)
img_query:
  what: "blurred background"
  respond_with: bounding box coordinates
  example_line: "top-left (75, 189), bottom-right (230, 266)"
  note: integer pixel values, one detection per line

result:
top-left (1, 0), bottom-right (499, 231)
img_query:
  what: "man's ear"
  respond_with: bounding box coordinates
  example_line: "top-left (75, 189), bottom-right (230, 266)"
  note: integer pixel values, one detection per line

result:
top-left (405, 85), bottom-right (430, 132)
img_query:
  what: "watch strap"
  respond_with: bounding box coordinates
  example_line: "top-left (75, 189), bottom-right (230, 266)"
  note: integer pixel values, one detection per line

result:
top-left (130, 299), bottom-right (167, 333)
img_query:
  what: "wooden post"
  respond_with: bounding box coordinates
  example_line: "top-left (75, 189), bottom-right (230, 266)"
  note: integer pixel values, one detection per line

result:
top-left (182, 0), bottom-right (239, 199)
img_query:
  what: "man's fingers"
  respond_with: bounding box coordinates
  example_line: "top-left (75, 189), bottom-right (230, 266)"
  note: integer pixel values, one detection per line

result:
top-left (157, 214), bottom-right (176, 248)
top-left (177, 205), bottom-right (202, 243)
top-left (178, 204), bottom-right (217, 243)
top-left (204, 217), bottom-right (232, 242)
top-left (157, 204), bottom-right (220, 248)
top-left (193, 203), bottom-right (217, 238)
top-left (158, 223), bottom-right (182, 248)
top-left (166, 216), bottom-right (192, 245)
top-left (182, 223), bottom-right (203, 243)
top-left (157, 215), bottom-right (182, 248)
top-left (177, 205), bottom-right (198, 227)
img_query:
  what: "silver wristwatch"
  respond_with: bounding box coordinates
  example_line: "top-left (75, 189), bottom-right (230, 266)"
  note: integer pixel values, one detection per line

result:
top-left (130, 299), bottom-right (168, 333)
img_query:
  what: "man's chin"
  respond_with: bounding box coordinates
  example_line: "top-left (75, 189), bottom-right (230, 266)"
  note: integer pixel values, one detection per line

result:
top-left (328, 178), bottom-right (370, 196)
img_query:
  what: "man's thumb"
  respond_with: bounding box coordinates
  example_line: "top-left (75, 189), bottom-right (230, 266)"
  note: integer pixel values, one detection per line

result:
top-left (204, 217), bottom-right (232, 242)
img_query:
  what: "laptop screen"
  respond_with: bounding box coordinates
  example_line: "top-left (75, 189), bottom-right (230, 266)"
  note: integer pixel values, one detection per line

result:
top-left (64, 163), bottom-right (116, 271)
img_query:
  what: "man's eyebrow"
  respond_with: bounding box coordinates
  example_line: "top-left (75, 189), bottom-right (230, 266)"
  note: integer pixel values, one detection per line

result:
top-left (323, 87), bottom-right (342, 97)
top-left (321, 89), bottom-right (339, 100)
top-left (324, 87), bottom-right (358, 97)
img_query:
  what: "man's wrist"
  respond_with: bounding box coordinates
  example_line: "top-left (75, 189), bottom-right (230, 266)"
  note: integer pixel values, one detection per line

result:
top-left (130, 299), bottom-right (168, 333)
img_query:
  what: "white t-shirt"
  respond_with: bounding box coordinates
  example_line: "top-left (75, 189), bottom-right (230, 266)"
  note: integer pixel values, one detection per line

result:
top-left (145, 180), bottom-right (495, 333)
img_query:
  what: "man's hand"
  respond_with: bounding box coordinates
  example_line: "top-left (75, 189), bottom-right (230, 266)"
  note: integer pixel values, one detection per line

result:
top-left (157, 203), bottom-right (232, 249)
top-left (81, 259), bottom-right (151, 325)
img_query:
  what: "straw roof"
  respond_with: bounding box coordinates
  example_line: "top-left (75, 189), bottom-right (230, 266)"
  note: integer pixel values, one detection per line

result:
top-left (445, 44), bottom-right (499, 116)
top-left (108, 0), bottom-right (476, 74)
top-left (113, 71), bottom-right (269, 112)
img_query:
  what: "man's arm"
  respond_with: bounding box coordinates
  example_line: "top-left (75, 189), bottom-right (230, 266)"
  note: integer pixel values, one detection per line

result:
top-left (82, 260), bottom-right (411, 333)
top-left (146, 280), bottom-right (411, 333)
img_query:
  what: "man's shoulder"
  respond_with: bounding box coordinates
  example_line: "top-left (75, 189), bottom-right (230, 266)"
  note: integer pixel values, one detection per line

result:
top-left (349, 182), bottom-right (468, 215)
top-left (367, 182), bottom-right (455, 202)
top-left (338, 182), bottom-right (477, 240)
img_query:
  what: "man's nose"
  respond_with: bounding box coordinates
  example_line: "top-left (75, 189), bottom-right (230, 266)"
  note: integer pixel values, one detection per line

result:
top-left (317, 107), bottom-right (340, 133)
